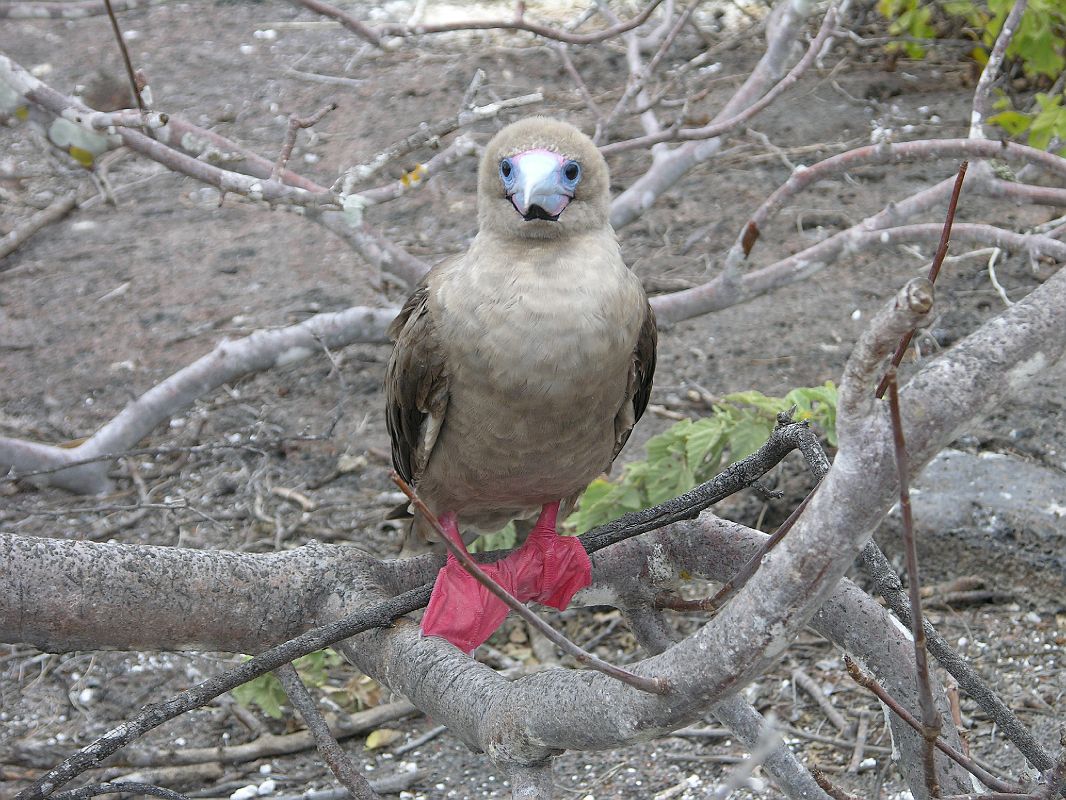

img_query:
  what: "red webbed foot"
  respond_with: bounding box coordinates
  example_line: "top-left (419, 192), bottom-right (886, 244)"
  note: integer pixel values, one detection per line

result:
top-left (510, 502), bottom-right (591, 609)
top-left (420, 504), bottom-right (591, 654)
top-left (421, 512), bottom-right (515, 654)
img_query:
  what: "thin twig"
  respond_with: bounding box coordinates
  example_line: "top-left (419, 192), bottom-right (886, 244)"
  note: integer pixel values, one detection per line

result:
top-left (812, 767), bottom-right (863, 800)
top-left (393, 724), bottom-right (448, 756)
top-left (785, 725), bottom-right (892, 756)
top-left (792, 667), bottom-right (851, 735)
top-left (273, 103), bottom-right (337, 182)
top-left (1042, 734), bottom-right (1066, 799)
top-left (861, 543), bottom-right (1056, 774)
top-left (844, 656), bottom-right (1023, 794)
top-left (0, 191), bottom-right (79, 265)
top-left (886, 372), bottom-right (941, 797)
top-left (652, 411), bottom-right (834, 617)
top-left (554, 44), bottom-right (603, 124)
top-left (712, 717), bottom-right (782, 799)
top-left (875, 161), bottom-right (968, 398)
top-left (595, 0), bottom-right (698, 143)
top-left (337, 92), bottom-right (542, 190)
top-left (275, 663), bottom-right (381, 800)
top-left (101, 0), bottom-right (146, 118)
top-left (51, 784), bottom-right (187, 800)
top-left (391, 473), bottom-right (670, 696)
top-left (0, 0), bottom-right (160, 17)
top-left (691, 480), bottom-right (819, 613)
top-left (295, 0), bottom-right (667, 47)
top-left (938, 795), bottom-right (1045, 800)
top-left (13, 588), bottom-right (432, 800)
top-left (847, 711), bottom-right (871, 773)
top-left (600, 1), bottom-right (839, 153)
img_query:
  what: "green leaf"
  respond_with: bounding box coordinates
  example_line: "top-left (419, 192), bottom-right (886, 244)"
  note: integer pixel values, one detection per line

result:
top-left (230, 649), bottom-right (343, 718)
top-left (470, 521), bottom-right (518, 552)
top-left (572, 383), bottom-right (838, 531)
top-left (684, 417), bottom-right (727, 473)
top-left (988, 110), bottom-right (1033, 136)
top-left (232, 672), bottom-right (287, 719)
top-left (726, 417), bottom-right (775, 461)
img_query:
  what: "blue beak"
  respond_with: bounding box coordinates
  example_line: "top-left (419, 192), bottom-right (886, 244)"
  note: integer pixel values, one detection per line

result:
top-left (500, 149), bottom-right (579, 221)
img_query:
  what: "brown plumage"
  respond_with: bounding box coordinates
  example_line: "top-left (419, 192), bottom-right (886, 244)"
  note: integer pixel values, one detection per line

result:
top-left (384, 117), bottom-right (656, 651)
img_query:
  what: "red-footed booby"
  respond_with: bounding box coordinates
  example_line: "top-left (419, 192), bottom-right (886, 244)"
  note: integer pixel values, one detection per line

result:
top-left (385, 117), bottom-right (657, 653)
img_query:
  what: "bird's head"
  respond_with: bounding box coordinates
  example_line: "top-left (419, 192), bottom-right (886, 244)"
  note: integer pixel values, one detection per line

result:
top-left (478, 117), bottom-right (610, 240)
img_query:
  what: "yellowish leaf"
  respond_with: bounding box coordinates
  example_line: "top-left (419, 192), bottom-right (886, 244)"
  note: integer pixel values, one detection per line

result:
top-left (68, 145), bottom-right (95, 167)
top-left (365, 728), bottom-right (403, 749)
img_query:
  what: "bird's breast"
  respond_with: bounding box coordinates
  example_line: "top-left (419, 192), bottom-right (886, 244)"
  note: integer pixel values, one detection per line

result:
top-left (420, 235), bottom-right (646, 518)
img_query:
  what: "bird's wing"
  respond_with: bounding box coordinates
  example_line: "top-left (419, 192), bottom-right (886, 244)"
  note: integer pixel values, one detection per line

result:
top-left (612, 299), bottom-right (658, 462)
top-left (385, 274), bottom-right (450, 487)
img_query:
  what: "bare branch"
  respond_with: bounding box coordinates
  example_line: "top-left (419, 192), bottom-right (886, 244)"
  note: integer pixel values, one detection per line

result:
top-left (351, 135), bottom-right (479, 206)
top-left (63, 108), bottom-right (168, 130)
top-left (291, 0), bottom-right (384, 47)
top-left (12, 579), bottom-right (432, 800)
top-left (506, 763), bottom-right (554, 800)
top-left (861, 544), bottom-right (1057, 774)
top-left (293, 0), bottom-right (668, 47)
top-left (594, 0), bottom-right (696, 143)
top-left (812, 768), bottom-right (863, 800)
top-left (305, 209), bottom-right (429, 287)
top-left (123, 701), bottom-right (419, 767)
top-left (649, 172), bottom-right (956, 321)
top-left (876, 161), bottom-right (968, 398)
top-left (0, 190), bottom-right (79, 265)
top-left (845, 657), bottom-right (1021, 794)
top-left (610, 0), bottom-right (817, 229)
top-left (712, 718), bottom-right (782, 799)
top-left (273, 102), bottom-right (338, 182)
top-left (792, 667), bottom-right (851, 735)
top-left (554, 44), bottom-right (604, 126)
top-left (727, 139), bottom-right (1066, 271)
top-left (275, 664), bottom-right (382, 800)
top-left (338, 93), bottom-right (542, 191)
top-left (600, 2), bottom-right (839, 154)
top-left (837, 277), bottom-right (934, 429)
top-left (101, 0), bottom-right (147, 118)
top-left (0, 305), bottom-right (396, 493)
top-left (0, 54), bottom-right (338, 208)
top-left (970, 0), bottom-right (1028, 139)
top-left (886, 374), bottom-right (943, 797)
top-left (50, 783), bottom-right (187, 800)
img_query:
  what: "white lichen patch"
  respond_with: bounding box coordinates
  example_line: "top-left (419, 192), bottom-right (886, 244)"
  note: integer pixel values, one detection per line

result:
top-left (275, 346), bottom-right (314, 366)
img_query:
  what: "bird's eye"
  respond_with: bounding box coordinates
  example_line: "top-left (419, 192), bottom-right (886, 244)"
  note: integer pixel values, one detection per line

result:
top-left (563, 161), bottom-right (581, 183)
top-left (499, 159), bottom-right (514, 180)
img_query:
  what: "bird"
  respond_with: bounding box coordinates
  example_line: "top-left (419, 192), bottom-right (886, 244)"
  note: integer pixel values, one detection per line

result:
top-left (385, 117), bottom-right (656, 654)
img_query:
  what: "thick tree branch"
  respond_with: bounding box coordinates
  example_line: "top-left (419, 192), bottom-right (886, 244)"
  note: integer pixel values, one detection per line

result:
top-left (0, 305), bottom-right (396, 493)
